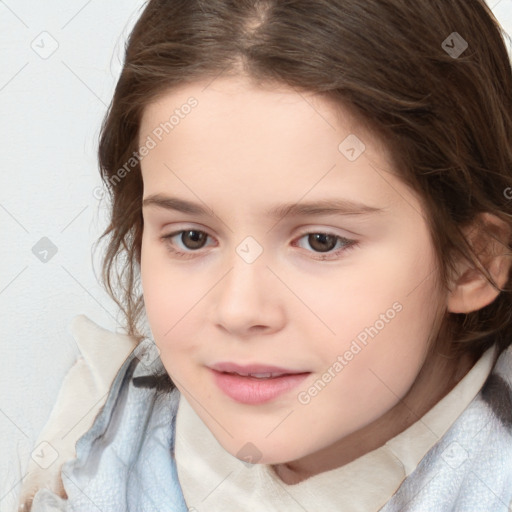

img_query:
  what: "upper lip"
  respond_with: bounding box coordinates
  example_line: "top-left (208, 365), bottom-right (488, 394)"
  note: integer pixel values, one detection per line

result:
top-left (209, 362), bottom-right (309, 375)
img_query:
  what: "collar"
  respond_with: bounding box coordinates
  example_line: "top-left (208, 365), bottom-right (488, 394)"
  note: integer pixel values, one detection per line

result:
top-left (175, 344), bottom-right (497, 512)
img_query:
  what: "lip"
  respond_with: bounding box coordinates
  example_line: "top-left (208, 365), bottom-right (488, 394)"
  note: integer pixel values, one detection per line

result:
top-left (209, 365), bottom-right (311, 405)
top-left (209, 362), bottom-right (308, 375)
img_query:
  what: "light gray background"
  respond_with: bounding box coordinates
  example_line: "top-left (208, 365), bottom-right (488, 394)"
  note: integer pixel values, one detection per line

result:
top-left (1, 1), bottom-right (511, 510)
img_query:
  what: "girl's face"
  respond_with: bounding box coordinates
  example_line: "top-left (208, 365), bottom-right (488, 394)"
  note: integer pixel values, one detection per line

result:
top-left (139, 75), bottom-right (445, 468)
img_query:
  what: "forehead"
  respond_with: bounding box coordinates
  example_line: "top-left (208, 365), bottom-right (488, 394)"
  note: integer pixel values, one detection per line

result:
top-left (140, 75), bottom-right (377, 152)
top-left (138, 76), bottom-right (421, 219)
top-left (141, 78), bottom-right (380, 162)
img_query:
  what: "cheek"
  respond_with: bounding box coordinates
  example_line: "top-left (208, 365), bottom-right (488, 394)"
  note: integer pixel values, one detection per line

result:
top-left (300, 291), bottom-right (441, 441)
top-left (140, 238), bottom-right (164, 323)
top-left (338, 274), bottom-right (442, 409)
top-left (288, 248), bottom-right (436, 359)
top-left (316, 241), bottom-right (442, 394)
top-left (140, 237), bottom-right (182, 339)
top-left (140, 237), bottom-right (209, 363)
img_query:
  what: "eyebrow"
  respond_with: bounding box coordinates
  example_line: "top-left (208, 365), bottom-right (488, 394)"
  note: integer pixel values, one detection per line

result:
top-left (142, 194), bottom-right (386, 218)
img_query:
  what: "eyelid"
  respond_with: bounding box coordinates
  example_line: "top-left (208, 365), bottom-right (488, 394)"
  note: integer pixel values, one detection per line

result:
top-left (161, 223), bottom-right (356, 239)
top-left (294, 225), bottom-right (355, 240)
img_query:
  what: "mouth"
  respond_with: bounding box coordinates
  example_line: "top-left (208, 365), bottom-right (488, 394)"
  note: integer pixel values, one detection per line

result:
top-left (219, 372), bottom-right (298, 379)
top-left (209, 361), bottom-right (309, 376)
top-left (208, 362), bottom-right (311, 404)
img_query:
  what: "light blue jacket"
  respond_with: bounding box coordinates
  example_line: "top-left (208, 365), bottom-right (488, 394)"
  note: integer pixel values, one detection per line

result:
top-left (30, 340), bottom-right (512, 511)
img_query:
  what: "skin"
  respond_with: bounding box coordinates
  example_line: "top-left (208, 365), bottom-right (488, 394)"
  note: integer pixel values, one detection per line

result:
top-left (138, 75), bottom-right (483, 485)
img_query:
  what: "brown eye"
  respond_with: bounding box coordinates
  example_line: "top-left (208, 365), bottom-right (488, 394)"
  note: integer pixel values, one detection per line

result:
top-left (161, 228), bottom-right (357, 261)
top-left (293, 231), bottom-right (358, 260)
top-left (307, 233), bottom-right (338, 253)
top-left (180, 230), bottom-right (208, 250)
top-left (161, 229), bottom-right (213, 258)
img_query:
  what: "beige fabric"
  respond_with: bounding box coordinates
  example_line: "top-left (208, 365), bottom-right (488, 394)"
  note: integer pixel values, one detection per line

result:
top-left (18, 315), bottom-right (137, 511)
top-left (175, 344), bottom-right (498, 512)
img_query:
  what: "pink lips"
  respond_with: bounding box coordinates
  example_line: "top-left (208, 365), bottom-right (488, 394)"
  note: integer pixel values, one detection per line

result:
top-left (208, 361), bottom-right (311, 405)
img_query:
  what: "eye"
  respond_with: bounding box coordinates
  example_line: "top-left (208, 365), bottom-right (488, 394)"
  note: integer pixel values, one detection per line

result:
top-left (161, 229), bottom-right (214, 259)
top-left (160, 228), bottom-right (358, 261)
top-left (292, 231), bottom-right (358, 260)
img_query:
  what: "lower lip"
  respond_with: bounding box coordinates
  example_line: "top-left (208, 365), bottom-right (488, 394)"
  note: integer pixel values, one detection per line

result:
top-left (210, 369), bottom-right (311, 405)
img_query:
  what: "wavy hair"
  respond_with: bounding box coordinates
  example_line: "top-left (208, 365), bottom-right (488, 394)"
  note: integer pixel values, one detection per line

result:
top-left (95, 0), bottom-right (512, 379)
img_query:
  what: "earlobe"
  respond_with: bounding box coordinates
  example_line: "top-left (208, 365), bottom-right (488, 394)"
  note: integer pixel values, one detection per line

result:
top-left (446, 212), bottom-right (512, 314)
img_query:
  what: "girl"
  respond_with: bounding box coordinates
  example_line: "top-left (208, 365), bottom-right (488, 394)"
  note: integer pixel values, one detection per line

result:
top-left (24, 0), bottom-right (512, 510)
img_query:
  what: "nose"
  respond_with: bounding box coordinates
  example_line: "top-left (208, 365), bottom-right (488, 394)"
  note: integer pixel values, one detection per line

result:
top-left (209, 250), bottom-right (286, 338)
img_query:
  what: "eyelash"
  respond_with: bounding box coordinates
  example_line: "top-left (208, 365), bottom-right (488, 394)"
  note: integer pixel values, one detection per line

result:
top-left (159, 228), bottom-right (358, 261)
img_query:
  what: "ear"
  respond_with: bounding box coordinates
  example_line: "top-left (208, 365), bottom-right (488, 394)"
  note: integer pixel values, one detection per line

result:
top-left (447, 212), bottom-right (511, 314)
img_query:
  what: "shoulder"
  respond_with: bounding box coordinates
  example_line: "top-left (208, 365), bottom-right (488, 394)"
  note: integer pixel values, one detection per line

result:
top-left (19, 315), bottom-right (138, 511)
top-left (29, 320), bottom-right (185, 511)
top-left (382, 344), bottom-right (512, 512)
top-left (480, 345), bottom-right (512, 431)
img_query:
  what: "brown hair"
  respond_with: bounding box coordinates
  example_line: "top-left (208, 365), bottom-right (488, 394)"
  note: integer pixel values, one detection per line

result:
top-left (95, 0), bottom-right (512, 383)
